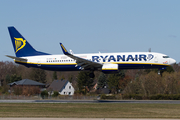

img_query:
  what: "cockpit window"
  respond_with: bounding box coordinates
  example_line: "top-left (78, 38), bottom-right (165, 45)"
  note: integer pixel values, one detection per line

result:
top-left (163, 56), bottom-right (169, 58)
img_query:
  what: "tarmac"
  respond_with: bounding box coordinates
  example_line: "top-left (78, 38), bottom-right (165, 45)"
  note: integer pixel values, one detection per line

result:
top-left (1, 99), bottom-right (180, 104)
top-left (0, 118), bottom-right (179, 120)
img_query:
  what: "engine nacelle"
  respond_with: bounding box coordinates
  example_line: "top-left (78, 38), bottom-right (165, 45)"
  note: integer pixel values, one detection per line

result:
top-left (102, 63), bottom-right (119, 74)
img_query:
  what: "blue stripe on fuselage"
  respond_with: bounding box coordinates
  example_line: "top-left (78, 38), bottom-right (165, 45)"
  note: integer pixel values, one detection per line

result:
top-left (118, 63), bottom-right (169, 69)
top-left (15, 60), bottom-right (169, 71)
top-left (15, 61), bottom-right (80, 71)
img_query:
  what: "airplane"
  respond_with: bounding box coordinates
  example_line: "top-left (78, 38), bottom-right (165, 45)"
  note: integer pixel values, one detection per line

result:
top-left (7, 26), bottom-right (176, 78)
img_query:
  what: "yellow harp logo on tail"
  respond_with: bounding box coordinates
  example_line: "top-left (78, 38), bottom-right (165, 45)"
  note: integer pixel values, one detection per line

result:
top-left (14, 37), bottom-right (26, 53)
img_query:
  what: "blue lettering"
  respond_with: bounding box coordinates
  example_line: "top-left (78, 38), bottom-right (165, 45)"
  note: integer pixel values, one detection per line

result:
top-left (127, 55), bottom-right (134, 61)
top-left (100, 55), bottom-right (108, 62)
top-left (139, 54), bottom-right (147, 61)
top-left (117, 55), bottom-right (125, 61)
top-left (92, 54), bottom-right (147, 62)
top-left (108, 55), bottom-right (116, 62)
top-left (92, 56), bottom-right (99, 62)
top-left (135, 55), bottom-right (138, 61)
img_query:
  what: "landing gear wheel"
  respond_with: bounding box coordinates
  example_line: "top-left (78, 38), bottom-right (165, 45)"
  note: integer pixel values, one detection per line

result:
top-left (89, 72), bottom-right (95, 78)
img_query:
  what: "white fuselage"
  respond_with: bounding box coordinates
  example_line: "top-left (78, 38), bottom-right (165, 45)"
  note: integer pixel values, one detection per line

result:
top-left (15, 52), bottom-right (176, 72)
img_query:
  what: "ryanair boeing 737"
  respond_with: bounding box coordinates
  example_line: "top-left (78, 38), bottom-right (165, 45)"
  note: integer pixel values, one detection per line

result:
top-left (7, 26), bottom-right (176, 78)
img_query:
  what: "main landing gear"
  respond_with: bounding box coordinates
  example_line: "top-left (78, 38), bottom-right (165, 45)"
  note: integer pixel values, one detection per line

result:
top-left (89, 72), bottom-right (95, 78)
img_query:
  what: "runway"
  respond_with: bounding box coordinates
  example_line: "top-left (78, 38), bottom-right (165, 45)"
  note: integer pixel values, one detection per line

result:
top-left (0, 118), bottom-right (179, 120)
top-left (0, 99), bottom-right (180, 104)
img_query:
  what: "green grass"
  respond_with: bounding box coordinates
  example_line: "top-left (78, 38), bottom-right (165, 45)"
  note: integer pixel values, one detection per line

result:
top-left (0, 103), bottom-right (180, 118)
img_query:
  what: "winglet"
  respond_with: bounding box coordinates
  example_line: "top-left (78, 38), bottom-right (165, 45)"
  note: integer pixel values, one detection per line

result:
top-left (60, 43), bottom-right (70, 55)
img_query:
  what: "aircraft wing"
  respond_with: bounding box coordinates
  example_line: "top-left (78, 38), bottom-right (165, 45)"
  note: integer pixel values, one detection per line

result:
top-left (6, 55), bottom-right (27, 62)
top-left (60, 43), bottom-right (102, 70)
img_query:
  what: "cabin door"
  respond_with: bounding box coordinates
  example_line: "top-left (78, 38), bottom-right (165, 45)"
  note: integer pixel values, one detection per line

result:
top-left (154, 56), bottom-right (158, 63)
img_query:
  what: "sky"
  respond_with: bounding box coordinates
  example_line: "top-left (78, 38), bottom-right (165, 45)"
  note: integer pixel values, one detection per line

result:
top-left (0, 0), bottom-right (180, 62)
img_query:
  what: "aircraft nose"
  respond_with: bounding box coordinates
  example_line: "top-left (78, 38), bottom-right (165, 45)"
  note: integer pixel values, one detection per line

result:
top-left (169, 58), bottom-right (176, 65)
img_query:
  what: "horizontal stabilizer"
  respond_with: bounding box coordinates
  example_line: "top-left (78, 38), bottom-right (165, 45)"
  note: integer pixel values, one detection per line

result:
top-left (6, 55), bottom-right (27, 61)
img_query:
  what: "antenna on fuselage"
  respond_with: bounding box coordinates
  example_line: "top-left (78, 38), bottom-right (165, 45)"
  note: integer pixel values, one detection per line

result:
top-left (148, 48), bottom-right (151, 52)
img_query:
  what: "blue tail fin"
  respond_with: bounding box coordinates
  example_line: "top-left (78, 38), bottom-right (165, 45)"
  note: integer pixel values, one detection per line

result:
top-left (8, 26), bottom-right (50, 57)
